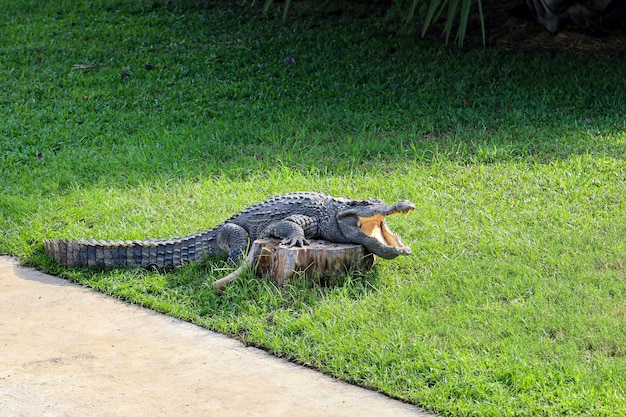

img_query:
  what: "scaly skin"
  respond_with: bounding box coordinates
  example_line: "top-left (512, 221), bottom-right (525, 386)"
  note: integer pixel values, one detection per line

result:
top-left (44, 192), bottom-right (415, 269)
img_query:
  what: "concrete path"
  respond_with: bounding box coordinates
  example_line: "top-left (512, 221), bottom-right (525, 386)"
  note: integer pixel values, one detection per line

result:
top-left (0, 256), bottom-right (433, 417)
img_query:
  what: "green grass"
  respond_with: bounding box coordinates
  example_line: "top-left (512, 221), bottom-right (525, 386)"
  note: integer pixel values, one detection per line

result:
top-left (2, 1), bottom-right (626, 415)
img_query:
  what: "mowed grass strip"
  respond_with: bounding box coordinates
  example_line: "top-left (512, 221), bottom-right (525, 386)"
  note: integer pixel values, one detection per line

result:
top-left (1, 1), bottom-right (626, 416)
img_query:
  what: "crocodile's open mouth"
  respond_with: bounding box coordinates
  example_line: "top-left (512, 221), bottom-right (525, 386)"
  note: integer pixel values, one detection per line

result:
top-left (357, 212), bottom-right (411, 250)
top-left (337, 199), bottom-right (415, 259)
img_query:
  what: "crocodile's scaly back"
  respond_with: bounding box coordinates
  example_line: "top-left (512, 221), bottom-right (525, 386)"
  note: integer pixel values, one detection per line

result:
top-left (227, 192), bottom-right (342, 240)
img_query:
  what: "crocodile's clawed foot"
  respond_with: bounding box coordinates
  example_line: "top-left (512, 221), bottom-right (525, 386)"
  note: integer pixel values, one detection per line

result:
top-left (280, 237), bottom-right (309, 247)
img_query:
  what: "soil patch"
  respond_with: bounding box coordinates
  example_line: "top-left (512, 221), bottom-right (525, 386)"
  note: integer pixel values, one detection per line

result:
top-left (435, 1), bottom-right (626, 56)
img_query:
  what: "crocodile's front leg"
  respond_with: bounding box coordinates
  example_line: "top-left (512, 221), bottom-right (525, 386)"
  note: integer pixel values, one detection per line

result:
top-left (262, 215), bottom-right (319, 247)
top-left (216, 223), bottom-right (250, 264)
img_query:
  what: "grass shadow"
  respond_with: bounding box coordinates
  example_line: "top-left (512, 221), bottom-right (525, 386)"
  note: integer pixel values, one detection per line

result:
top-left (1, 0), bottom-right (625, 196)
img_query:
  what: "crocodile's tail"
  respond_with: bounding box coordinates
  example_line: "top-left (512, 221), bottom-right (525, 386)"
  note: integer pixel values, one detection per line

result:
top-left (43, 230), bottom-right (218, 269)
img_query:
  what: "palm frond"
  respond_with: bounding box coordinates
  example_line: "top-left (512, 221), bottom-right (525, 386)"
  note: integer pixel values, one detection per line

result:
top-left (263, 0), bottom-right (292, 22)
top-left (261, 0), bottom-right (485, 47)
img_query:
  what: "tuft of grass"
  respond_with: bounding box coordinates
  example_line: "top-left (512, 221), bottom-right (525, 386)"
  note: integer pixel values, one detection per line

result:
top-left (2, 1), bottom-right (626, 416)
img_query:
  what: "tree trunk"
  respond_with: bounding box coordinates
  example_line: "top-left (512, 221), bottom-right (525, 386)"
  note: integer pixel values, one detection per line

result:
top-left (212, 239), bottom-right (375, 291)
top-left (250, 239), bottom-right (375, 285)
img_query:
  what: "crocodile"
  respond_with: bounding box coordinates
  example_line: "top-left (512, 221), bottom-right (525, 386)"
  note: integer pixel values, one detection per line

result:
top-left (44, 192), bottom-right (415, 271)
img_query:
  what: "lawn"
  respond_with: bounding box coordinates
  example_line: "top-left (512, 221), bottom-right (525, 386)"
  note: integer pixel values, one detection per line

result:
top-left (1, 0), bottom-right (626, 415)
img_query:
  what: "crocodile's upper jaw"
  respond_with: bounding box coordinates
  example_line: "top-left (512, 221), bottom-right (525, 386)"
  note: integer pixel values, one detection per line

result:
top-left (337, 199), bottom-right (415, 259)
